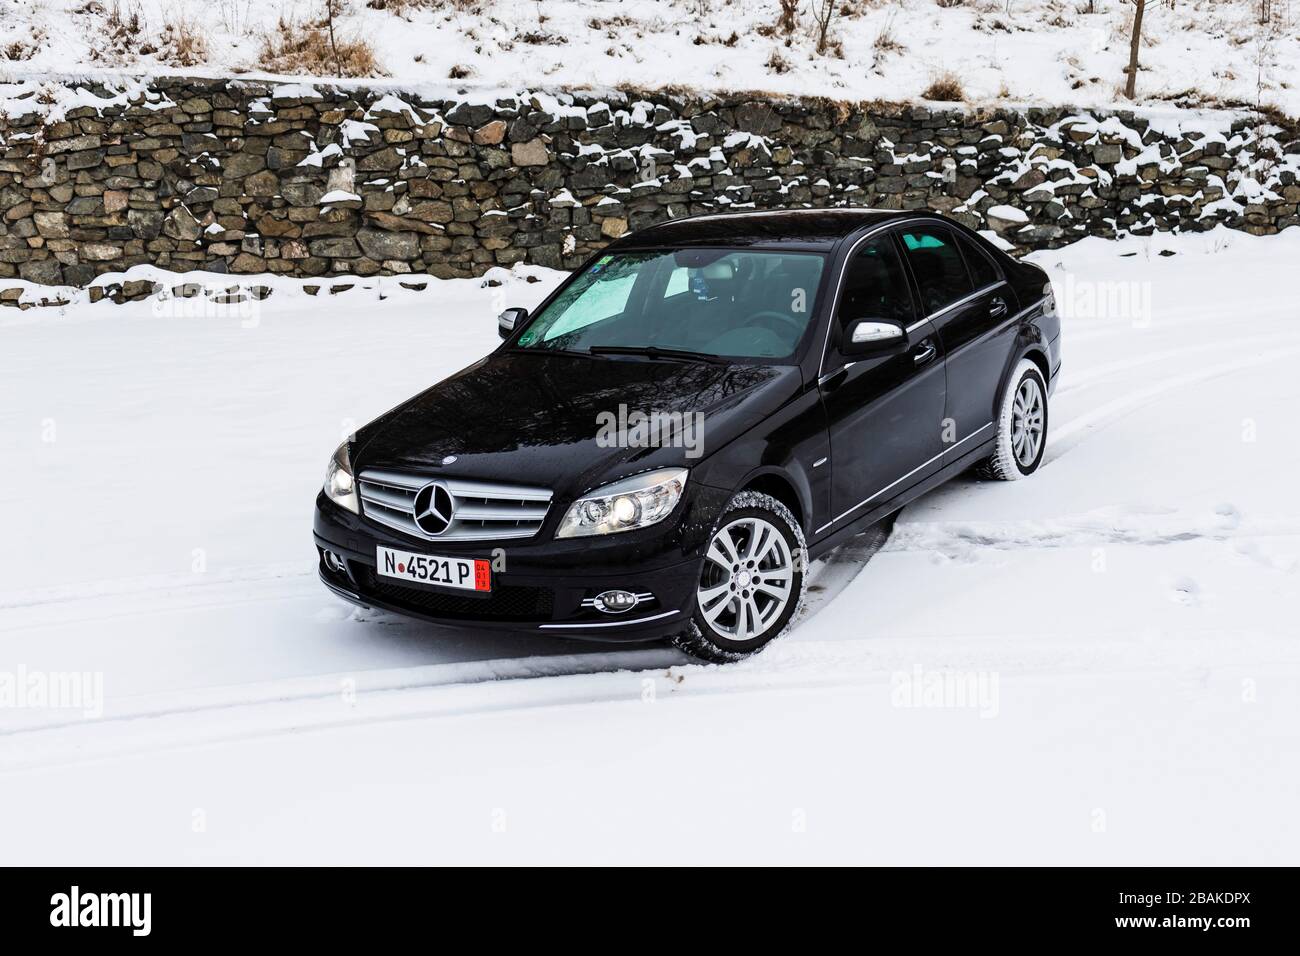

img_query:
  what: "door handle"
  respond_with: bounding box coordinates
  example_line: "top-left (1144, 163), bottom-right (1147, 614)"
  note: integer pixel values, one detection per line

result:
top-left (912, 342), bottom-right (937, 366)
top-left (989, 296), bottom-right (1008, 318)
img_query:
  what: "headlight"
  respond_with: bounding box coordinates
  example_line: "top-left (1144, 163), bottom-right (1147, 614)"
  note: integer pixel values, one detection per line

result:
top-left (556, 468), bottom-right (688, 539)
top-left (323, 442), bottom-right (359, 514)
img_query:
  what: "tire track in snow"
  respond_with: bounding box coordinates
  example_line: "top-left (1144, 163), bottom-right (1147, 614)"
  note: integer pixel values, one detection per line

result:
top-left (1056, 331), bottom-right (1300, 395)
top-left (1047, 345), bottom-right (1300, 458)
top-left (0, 529), bottom-right (894, 746)
top-left (884, 506), bottom-right (1300, 561)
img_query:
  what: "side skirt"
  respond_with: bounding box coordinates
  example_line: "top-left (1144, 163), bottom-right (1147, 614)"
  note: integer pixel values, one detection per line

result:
top-left (807, 438), bottom-right (996, 560)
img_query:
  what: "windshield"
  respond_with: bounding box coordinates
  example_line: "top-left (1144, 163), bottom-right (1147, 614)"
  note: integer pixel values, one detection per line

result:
top-left (514, 249), bottom-right (826, 361)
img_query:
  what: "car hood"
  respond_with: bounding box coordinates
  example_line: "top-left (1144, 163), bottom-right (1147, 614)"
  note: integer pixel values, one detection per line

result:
top-left (355, 349), bottom-right (801, 498)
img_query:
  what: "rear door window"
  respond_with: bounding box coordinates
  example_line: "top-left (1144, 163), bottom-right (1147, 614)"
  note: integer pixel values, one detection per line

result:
top-left (956, 234), bottom-right (1001, 290)
top-left (899, 226), bottom-right (975, 316)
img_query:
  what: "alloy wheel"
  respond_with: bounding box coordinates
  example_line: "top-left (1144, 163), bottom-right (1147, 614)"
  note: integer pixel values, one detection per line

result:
top-left (697, 516), bottom-right (795, 642)
top-left (1011, 376), bottom-right (1045, 468)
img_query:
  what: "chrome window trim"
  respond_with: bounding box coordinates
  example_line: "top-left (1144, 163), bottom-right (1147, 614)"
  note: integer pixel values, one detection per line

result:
top-left (821, 220), bottom-right (1014, 364)
top-left (817, 217), bottom-right (929, 379)
top-left (813, 422), bottom-right (994, 535)
top-left (904, 280), bottom-right (1007, 333)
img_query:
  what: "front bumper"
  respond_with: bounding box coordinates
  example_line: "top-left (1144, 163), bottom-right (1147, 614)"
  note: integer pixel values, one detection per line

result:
top-left (313, 485), bottom-right (727, 642)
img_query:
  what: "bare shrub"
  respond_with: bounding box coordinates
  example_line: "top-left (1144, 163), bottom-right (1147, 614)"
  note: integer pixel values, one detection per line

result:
top-left (90, 0), bottom-right (144, 63)
top-left (516, 31), bottom-right (568, 45)
top-left (812, 0), bottom-right (837, 53)
top-left (367, 0), bottom-right (481, 9)
top-left (259, 17), bottom-right (380, 77)
top-left (766, 49), bottom-right (792, 74)
top-left (3, 31), bottom-right (44, 61)
top-left (777, 0), bottom-right (799, 34)
top-left (922, 72), bottom-right (965, 101)
top-left (160, 18), bottom-right (209, 67)
top-left (874, 15), bottom-right (904, 54)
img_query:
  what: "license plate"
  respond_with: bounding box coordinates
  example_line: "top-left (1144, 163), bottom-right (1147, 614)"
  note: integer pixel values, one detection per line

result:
top-left (376, 546), bottom-right (491, 592)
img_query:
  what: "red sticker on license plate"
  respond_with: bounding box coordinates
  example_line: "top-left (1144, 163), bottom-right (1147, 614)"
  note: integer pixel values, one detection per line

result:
top-left (474, 558), bottom-right (491, 592)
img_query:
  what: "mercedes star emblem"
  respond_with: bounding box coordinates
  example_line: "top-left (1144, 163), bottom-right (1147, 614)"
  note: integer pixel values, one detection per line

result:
top-left (412, 482), bottom-right (454, 536)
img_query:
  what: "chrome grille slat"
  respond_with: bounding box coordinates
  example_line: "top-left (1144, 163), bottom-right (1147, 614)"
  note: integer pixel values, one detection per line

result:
top-left (453, 503), bottom-right (549, 521)
top-left (358, 470), bottom-right (552, 542)
top-left (442, 479), bottom-right (552, 502)
top-left (359, 468), bottom-right (429, 491)
top-left (359, 484), bottom-right (416, 512)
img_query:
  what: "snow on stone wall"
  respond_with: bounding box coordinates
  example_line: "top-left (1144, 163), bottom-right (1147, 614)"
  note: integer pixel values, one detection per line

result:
top-left (1, 75), bottom-right (1297, 304)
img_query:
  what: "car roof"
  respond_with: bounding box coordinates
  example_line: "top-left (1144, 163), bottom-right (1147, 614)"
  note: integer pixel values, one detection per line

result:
top-left (609, 207), bottom-right (934, 252)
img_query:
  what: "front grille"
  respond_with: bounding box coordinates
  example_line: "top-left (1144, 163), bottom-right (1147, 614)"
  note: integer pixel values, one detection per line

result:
top-left (358, 568), bottom-right (554, 622)
top-left (358, 468), bottom-right (552, 541)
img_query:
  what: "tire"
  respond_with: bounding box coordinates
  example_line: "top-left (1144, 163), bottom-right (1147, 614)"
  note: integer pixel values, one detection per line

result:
top-left (981, 357), bottom-right (1049, 481)
top-left (670, 491), bottom-right (808, 664)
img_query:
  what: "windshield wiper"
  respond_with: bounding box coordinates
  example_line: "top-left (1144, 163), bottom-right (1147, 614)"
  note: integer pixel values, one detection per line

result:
top-left (587, 345), bottom-right (729, 365)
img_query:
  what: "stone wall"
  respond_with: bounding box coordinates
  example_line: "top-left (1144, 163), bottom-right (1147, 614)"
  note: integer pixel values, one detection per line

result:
top-left (1, 75), bottom-right (1298, 297)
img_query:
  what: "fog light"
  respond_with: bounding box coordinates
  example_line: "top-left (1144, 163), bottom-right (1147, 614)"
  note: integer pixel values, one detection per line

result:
top-left (323, 550), bottom-right (346, 573)
top-left (593, 589), bottom-right (640, 614)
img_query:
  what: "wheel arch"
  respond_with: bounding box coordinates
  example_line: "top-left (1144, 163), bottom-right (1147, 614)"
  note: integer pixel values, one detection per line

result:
top-left (995, 340), bottom-right (1052, 413)
top-left (1022, 344), bottom-right (1051, 386)
top-left (737, 468), bottom-right (809, 534)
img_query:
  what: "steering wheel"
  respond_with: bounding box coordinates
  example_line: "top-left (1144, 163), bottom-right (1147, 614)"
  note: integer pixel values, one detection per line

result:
top-left (747, 309), bottom-right (803, 338)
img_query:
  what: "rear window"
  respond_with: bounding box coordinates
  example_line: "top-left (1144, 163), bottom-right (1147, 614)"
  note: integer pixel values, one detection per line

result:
top-left (957, 235), bottom-right (1001, 289)
top-left (900, 227), bottom-right (974, 316)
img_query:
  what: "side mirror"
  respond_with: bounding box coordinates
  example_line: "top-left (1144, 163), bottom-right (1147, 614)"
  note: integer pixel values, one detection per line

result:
top-left (842, 318), bottom-right (906, 356)
top-left (498, 307), bottom-right (527, 340)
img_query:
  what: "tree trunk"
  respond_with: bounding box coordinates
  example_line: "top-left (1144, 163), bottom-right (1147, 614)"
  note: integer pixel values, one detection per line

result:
top-left (1125, 0), bottom-right (1146, 100)
top-left (816, 0), bottom-right (835, 54)
top-left (326, 0), bottom-right (342, 77)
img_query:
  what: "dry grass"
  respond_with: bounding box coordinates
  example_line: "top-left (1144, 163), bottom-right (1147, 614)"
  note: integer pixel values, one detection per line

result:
top-left (766, 49), bottom-right (793, 74)
top-left (259, 17), bottom-right (381, 77)
top-left (4, 40), bottom-right (39, 62)
top-left (4, 26), bottom-right (44, 61)
top-left (777, 0), bottom-right (799, 35)
top-left (922, 71), bottom-right (966, 102)
top-left (366, 0), bottom-right (482, 10)
top-left (88, 0), bottom-right (143, 64)
top-left (160, 17), bottom-right (209, 67)
top-left (873, 22), bottom-right (904, 53)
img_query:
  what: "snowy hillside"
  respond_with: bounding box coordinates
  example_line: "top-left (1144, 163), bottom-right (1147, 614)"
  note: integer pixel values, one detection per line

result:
top-left (3, 227), bottom-right (1298, 863)
top-left (4, 0), bottom-right (1300, 116)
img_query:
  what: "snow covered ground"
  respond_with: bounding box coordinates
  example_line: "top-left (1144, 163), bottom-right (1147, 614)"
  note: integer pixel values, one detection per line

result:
top-left (2, 226), bottom-right (1299, 864)
top-left (4, 0), bottom-right (1299, 117)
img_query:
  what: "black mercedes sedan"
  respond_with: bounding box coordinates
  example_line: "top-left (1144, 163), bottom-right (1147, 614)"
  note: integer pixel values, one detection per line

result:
top-left (314, 209), bottom-right (1060, 662)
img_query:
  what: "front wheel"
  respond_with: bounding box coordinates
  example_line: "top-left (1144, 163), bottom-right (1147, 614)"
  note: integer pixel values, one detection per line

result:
top-left (981, 357), bottom-right (1049, 481)
top-left (670, 491), bottom-right (807, 664)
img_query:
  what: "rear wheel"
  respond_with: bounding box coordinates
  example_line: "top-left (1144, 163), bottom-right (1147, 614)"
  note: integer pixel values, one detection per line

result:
top-left (981, 358), bottom-right (1048, 481)
top-left (670, 491), bottom-right (807, 663)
